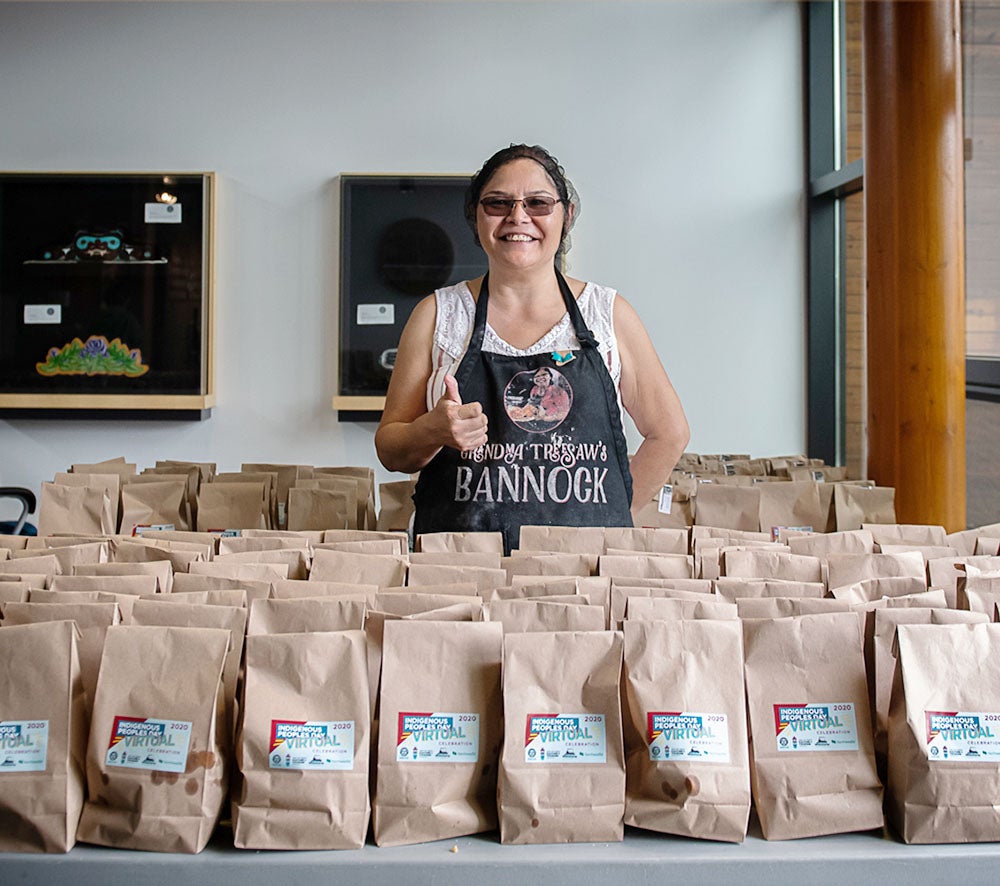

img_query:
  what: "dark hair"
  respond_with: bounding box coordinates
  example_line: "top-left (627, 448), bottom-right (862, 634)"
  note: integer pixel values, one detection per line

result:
top-left (464, 144), bottom-right (579, 256)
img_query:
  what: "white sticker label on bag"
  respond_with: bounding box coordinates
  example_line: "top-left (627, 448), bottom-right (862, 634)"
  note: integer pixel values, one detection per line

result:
top-left (396, 712), bottom-right (479, 763)
top-left (774, 703), bottom-right (859, 752)
top-left (524, 713), bottom-right (606, 764)
top-left (925, 711), bottom-right (1000, 761)
top-left (105, 716), bottom-right (192, 773)
top-left (658, 484), bottom-right (673, 514)
top-left (269, 720), bottom-right (355, 770)
top-left (0, 720), bottom-right (49, 772)
top-left (647, 712), bottom-right (729, 763)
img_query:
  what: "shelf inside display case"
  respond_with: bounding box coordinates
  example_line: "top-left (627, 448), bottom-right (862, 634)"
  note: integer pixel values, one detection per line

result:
top-left (0, 172), bottom-right (215, 418)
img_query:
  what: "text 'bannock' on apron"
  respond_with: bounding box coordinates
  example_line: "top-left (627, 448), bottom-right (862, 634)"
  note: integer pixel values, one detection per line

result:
top-left (413, 271), bottom-right (633, 552)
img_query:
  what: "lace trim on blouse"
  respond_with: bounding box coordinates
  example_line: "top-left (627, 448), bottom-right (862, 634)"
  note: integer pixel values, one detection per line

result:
top-left (427, 280), bottom-right (621, 410)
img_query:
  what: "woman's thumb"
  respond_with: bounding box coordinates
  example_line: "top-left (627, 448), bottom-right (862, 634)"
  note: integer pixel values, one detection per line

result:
top-left (443, 374), bottom-right (463, 404)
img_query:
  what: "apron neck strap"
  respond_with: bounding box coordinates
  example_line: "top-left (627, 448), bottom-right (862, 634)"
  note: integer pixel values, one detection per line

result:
top-left (471, 269), bottom-right (600, 351)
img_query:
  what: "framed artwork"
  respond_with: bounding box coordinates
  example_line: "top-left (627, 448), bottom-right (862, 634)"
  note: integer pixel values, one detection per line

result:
top-left (334, 174), bottom-right (487, 418)
top-left (0, 172), bottom-right (215, 418)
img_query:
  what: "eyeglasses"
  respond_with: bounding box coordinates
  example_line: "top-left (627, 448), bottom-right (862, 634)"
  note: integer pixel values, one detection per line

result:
top-left (479, 195), bottom-right (561, 217)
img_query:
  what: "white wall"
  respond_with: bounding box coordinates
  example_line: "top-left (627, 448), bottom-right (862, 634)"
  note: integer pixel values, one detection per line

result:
top-left (0, 0), bottom-right (805, 516)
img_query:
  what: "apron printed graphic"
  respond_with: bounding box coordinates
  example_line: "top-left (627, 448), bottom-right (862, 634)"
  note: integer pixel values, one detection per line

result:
top-left (413, 271), bottom-right (633, 552)
top-left (504, 366), bottom-right (573, 432)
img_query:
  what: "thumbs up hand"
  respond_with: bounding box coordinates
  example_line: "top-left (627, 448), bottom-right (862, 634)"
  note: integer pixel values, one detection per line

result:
top-left (433, 374), bottom-right (488, 451)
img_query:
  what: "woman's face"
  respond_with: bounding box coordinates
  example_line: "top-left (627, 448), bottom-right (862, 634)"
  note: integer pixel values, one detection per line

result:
top-left (476, 157), bottom-right (569, 272)
top-left (533, 369), bottom-right (552, 387)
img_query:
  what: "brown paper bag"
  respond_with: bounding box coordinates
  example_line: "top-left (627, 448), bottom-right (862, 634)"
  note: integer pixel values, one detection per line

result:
top-left (958, 571), bottom-right (1000, 617)
top-left (4, 553), bottom-right (63, 578)
top-left (863, 523), bottom-right (948, 547)
top-left (693, 484), bottom-right (761, 531)
top-left (76, 625), bottom-right (230, 853)
top-left (214, 549), bottom-right (309, 581)
top-left (196, 482), bottom-right (267, 532)
top-left (232, 630), bottom-right (370, 848)
top-left (322, 529), bottom-right (408, 553)
top-left (112, 539), bottom-right (205, 576)
top-left (757, 481), bottom-right (828, 538)
top-left (411, 551), bottom-right (502, 569)
top-left (374, 620), bottom-right (503, 846)
top-left (2, 602), bottom-right (120, 713)
top-left (868, 608), bottom-right (988, 779)
top-left (73, 561), bottom-right (172, 594)
top-left (313, 465), bottom-right (376, 529)
top-left (247, 597), bottom-right (366, 635)
top-left (518, 525), bottom-right (606, 554)
top-left (622, 619), bottom-right (750, 841)
top-left (827, 551), bottom-right (927, 591)
top-left (603, 527), bottom-right (688, 554)
top-left (0, 620), bottom-right (87, 852)
top-left (498, 630), bottom-right (625, 844)
top-left (929, 556), bottom-right (1000, 594)
top-left (0, 534), bottom-right (30, 552)
top-left (294, 477), bottom-right (357, 526)
top-left (319, 539), bottom-right (405, 555)
top-left (830, 576), bottom-right (929, 604)
top-left (374, 593), bottom-right (481, 619)
top-left (189, 561), bottom-right (288, 583)
top-left (315, 466), bottom-right (377, 530)
top-left (171, 574), bottom-right (270, 603)
top-left (834, 484), bottom-right (896, 531)
top-left (0, 581), bottom-right (30, 604)
top-left (487, 599), bottom-right (605, 632)
top-left (51, 574), bottom-right (159, 597)
top-left (120, 480), bottom-right (191, 535)
top-left (129, 600), bottom-right (247, 743)
top-left (743, 612), bottom-right (883, 839)
top-left (610, 581), bottom-right (714, 628)
top-left (69, 457), bottom-right (136, 478)
top-left (376, 479), bottom-right (417, 533)
top-left (598, 553), bottom-right (694, 580)
top-left (888, 623), bottom-right (1000, 842)
top-left (152, 588), bottom-right (247, 608)
top-left (218, 536), bottom-right (310, 555)
top-left (722, 550), bottom-right (823, 583)
top-left (632, 491), bottom-right (694, 530)
top-left (286, 488), bottom-right (350, 531)
top-left (714, 578), bottom-right (825, 602)
top-left (17, 542), bottom-right (108, 576)
top-left (38, 484), bottom-right (115, 538)
top-left (415, 530), bottom-right (504, 554)
top-left (310, 549), bottom-right (407, 587)
top-left (947, 522), bottom-right (1000, 556)
top-left (625, 595), bottom-right (737, 621)
top-left (131, 530), bottom-right (216, 552)
top-left (735, 596), bottom-right (854, 619)
top-left (406, 562), bottom-right (507, 592)
top-left (270, 578), bottom-right (378, 600)
top-left (504, 552), bottom-right (596, 577)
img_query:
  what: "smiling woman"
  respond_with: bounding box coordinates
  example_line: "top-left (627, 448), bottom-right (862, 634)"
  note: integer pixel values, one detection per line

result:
top-left (374, 144), bottom-right (689, 552)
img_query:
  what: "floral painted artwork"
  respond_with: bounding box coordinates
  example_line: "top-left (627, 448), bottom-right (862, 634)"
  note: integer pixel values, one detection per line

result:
top-left (36, 335), bottom-right (149, 377)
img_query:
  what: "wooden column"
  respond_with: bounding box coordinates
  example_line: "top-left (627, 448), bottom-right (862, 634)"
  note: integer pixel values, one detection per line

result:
top-left (863, 0), bottom-right (966, 531)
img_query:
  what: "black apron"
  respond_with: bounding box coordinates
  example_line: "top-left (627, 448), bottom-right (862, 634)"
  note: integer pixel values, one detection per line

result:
top-left (413, 271), bottom-right (633, 553)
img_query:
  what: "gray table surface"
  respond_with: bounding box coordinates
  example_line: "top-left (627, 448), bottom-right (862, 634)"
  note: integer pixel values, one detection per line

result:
top-left (6, 823), bottom-right (1000, 886)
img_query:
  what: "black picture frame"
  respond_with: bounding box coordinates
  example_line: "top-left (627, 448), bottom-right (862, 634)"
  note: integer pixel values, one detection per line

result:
top-left (0, 172), bottom-right (215, 419)
top-left (335, 174), bottom-right (487, 417)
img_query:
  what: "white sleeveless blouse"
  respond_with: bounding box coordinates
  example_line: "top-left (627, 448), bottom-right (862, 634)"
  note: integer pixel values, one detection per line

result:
top-left (426, 281), bottom-right (622, 411)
